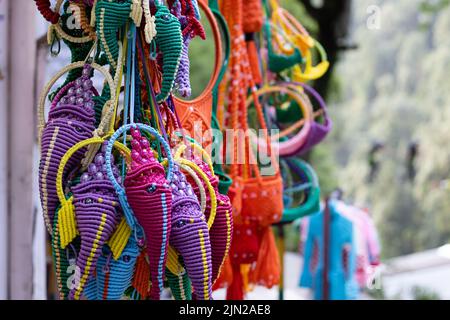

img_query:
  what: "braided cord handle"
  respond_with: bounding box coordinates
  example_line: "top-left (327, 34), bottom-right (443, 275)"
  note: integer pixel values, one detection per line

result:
top-left (177, 158), bottom-right (217, 230)
top-left (172, 0), bottom-right (222, 105)
top-left (105, 123), bottom-right (175, 185)
top-left (174, 141), bottom-right (215, 175)
top-left (179, 163), bottom-right (207, 214)
top-left (246, 85), bottom-right (313, 156)
top-left (56, 137), bottom-right (130, 205)
top-left (37, 61), bottom-right (115, 139)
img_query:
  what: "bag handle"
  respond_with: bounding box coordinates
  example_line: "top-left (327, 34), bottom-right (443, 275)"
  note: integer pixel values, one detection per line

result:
top-left (283, 82), bottom-right (331, 129)
top-left (55, 136), bottom-right (131, 247)
top-left (266, 0), bottom-right (329, 80)
top-left (56, 137), bottom-right (131, 206)
top-left (271, 84), bottom-right (315, 139)
top-left (178, 163), bottom-right (207, 214)
top-left (105, 123), bottom-right (174, 229)
top-left (176, 158), bottom-right (217, 229)
top-left (291, 41), bottom-right (329, 81)
top-left (171, 0), bottom-right (223, 106)
top-left (106, 123), bottom-right (175, 182)
top-left (210, 3), bottom-right (231, 116)
top-left (37, 60), bottom-right (115, 139)
top-left (270, 2), bottom-right (314, 54)
top-left (55, 138), bottom-right (131, 247)
top-left (246, 85), bottom-right (314, 157)
top-left (174, 140), bottom-right (215, 175)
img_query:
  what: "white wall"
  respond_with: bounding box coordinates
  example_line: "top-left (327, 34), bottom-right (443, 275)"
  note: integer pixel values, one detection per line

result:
top-left (383, 264), bottom-right (450, 300)
top-left (0, 0), bottom-right (9, 300)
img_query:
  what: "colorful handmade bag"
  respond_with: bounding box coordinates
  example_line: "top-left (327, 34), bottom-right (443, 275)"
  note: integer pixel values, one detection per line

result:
top-left (175, 141), bottom-right (233, 285)
top-left (38, 59), bottom-right (115, 234)
top-left (54, 137), bottom-right (131, 300)
top-left (107, 123), bottom-right (175, 300)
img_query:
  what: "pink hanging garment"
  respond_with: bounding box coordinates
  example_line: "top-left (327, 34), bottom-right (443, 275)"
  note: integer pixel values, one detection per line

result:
top-left (334, 200), bottom-right (370, 289)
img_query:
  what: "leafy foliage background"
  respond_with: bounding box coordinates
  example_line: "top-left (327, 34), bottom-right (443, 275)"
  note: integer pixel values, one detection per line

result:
top-left (327, 0), bottom-right (450, 258)
top-left (188, 0), bottom-right (450, 258)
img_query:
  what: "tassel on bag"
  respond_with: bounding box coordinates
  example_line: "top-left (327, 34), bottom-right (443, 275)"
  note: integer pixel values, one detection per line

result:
top-left (39, 64), bottom-right (96, 234)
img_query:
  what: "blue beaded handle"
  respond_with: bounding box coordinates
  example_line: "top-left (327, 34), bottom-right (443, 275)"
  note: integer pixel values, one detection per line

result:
top-left (105, 123), bottom-right (174, 228)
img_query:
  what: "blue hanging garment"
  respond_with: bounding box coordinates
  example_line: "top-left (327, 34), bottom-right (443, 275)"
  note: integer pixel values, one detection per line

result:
top-left (299, 200), bottom-right (358, 300)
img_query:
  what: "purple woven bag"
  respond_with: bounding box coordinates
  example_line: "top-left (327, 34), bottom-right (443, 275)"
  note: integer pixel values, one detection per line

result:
top-left (39, 64), bottom-right (96, 234)
top-left (170, 165), bottom-right (213, 300)
top-left (69, 143), bottom-right (121, 300)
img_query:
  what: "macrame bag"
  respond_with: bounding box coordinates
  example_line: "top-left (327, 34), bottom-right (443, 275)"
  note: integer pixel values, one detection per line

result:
top-left (175, 141), bottom-right (233, 285)
top-left (38, 62), bottom-right (112, 233)
top-left (55, 136), bottom-right (131, 300)
top-left (107, 123), bottom-right (175, 300)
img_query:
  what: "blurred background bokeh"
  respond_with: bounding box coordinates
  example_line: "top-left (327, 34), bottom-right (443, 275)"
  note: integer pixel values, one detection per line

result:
top-left (1, 0), bottom-right (450, 300)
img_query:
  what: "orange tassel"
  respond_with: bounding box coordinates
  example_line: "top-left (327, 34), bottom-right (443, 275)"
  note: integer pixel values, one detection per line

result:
top-left (226, 264), bottom-right (244, 300)
top-left (246, 40), bottom-right (263, 85)
top-left (249, 227), bottom-right (280, 288)
top-left (132, 251), bottom-right (151, 299)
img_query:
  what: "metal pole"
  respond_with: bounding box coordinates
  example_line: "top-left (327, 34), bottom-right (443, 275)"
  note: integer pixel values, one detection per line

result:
top-left (7, 0), bottom-right (37, 299)
top-left (322, 198), bottom-right (330, 300)
top-left (277, 224), bottom-right (285, 301)
top-left (0, 0), bottom-right (9, 300)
